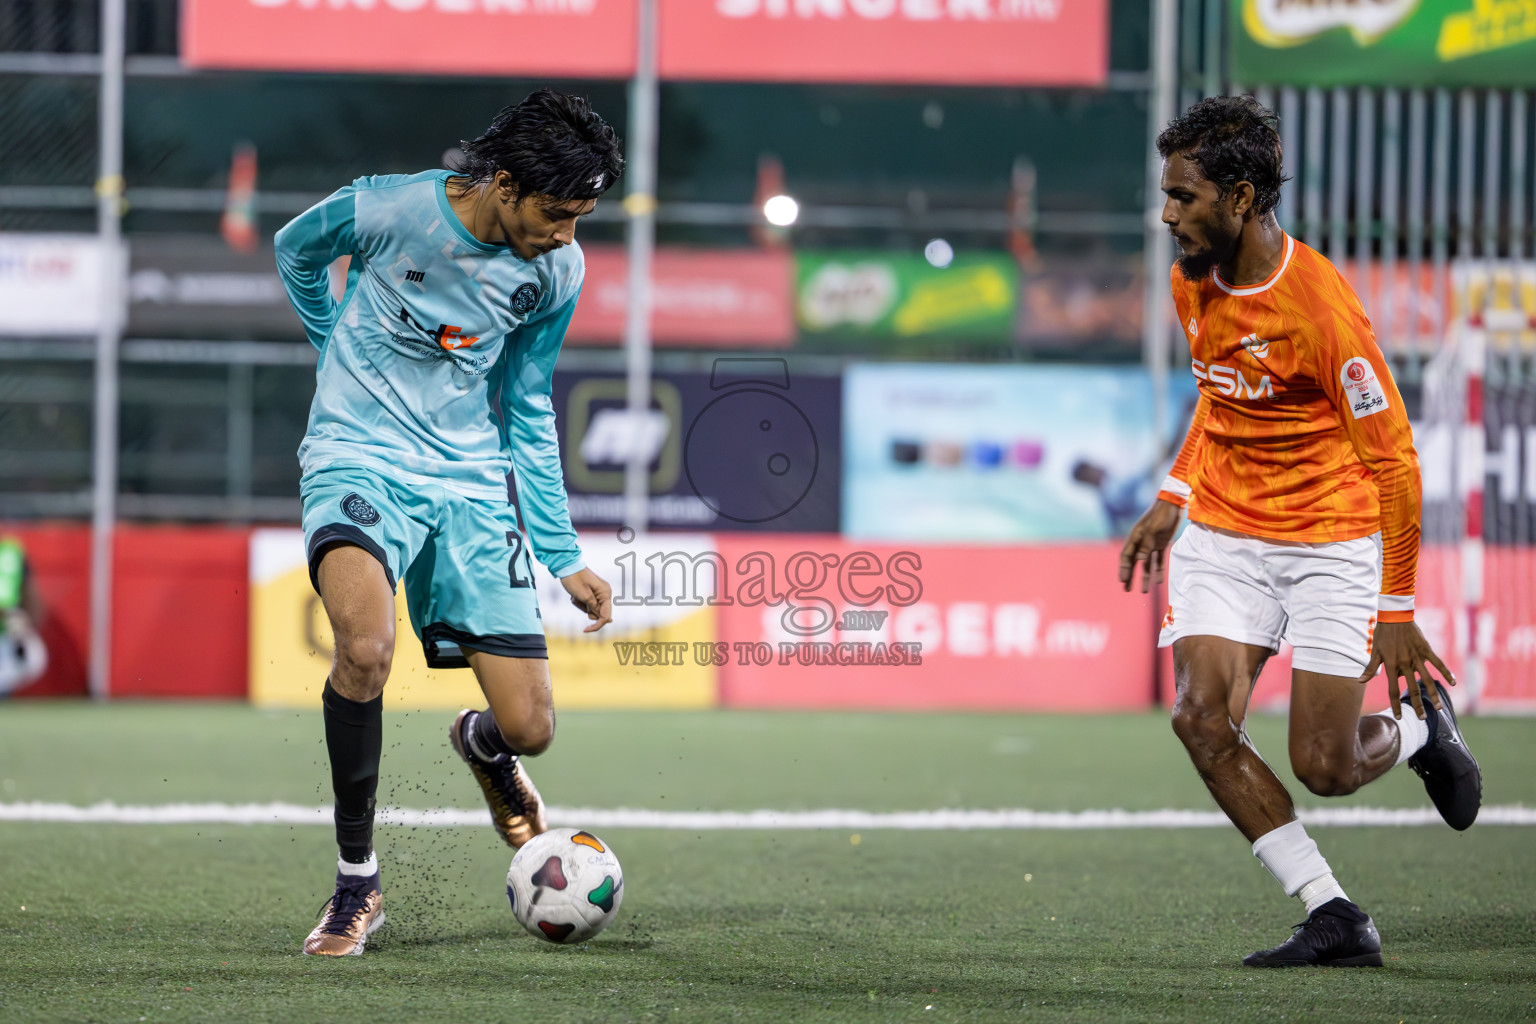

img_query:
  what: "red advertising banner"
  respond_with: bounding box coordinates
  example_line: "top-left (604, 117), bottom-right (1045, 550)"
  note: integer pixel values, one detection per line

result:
top-left (182, 0), bottom-right (637, 77)
top-left (3, 525), bottom-right (249, 699)
top-left (659, 0), bottom-right (1107, 85)
top-left (567, 246), bottom-right (795, 347)
top-left (182, 0), bottom-right (1104, 85)
top-left (712, 536), bottom-right (1156, 711)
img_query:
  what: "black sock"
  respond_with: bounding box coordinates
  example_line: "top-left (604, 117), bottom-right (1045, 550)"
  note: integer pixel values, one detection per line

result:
top-left (322, 679), bottom-right (382, 865)
top-left (470, 707), bottom-right (518, 761)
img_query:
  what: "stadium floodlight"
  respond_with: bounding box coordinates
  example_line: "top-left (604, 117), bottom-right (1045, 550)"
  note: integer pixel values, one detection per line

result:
top-left (924, 238), bottom-right (954, 268)
top-left (762, 194), bottom-right (799, 227)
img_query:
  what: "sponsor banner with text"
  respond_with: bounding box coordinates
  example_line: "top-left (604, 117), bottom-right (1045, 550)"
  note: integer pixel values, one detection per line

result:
top-left (709, 535), bottom-right (1157, 710)
top-left (182, 0), bottom-right (636, 77)
top-left (0, 234), bottom-right (122, 337)
top-left (797, 251), bottom-right (1019, 341)
top-left (1232, 0), bottom-right (1536, 87)
top-left (248, 529), bottom-right (717, 710)
top-left (660, 0), bottom-right (1106, 85)
top-left (553, 365), bottom-right (842, 533)
top-left (567, 246), bottom-right (794, 348)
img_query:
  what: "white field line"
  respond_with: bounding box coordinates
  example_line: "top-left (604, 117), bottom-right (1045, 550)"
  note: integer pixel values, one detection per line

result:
top-left (1, 801), bottom-right (1534, 829)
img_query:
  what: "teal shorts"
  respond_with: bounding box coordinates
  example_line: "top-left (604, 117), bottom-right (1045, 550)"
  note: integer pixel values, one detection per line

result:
top-left (301, 464), bottom-right (544, 668)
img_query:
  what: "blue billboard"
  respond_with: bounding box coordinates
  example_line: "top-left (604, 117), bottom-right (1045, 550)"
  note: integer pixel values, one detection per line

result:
top-left (843, 364), bottom-right (1197, 541)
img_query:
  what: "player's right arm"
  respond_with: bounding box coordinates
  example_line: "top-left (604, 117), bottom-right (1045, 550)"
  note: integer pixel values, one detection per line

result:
top-left (1120, 278), bottom-right (1207, 593)
top-left (273, 185), bottom-right (362, 352)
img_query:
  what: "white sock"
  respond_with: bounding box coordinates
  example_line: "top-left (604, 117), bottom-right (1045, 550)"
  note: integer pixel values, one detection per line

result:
top-left (1372, 708), bottom-right (1430, 765)
top-left (337, 852), bottom-right (378, 877)
top-left (1252, 821), bottom-right (1347, 912)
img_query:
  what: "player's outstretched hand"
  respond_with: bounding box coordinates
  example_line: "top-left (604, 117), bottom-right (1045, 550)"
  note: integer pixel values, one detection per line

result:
top-left (561, 567), bottom-right (613, 633)
top-left (1118, 499), bottom-right (1182, 594)
top-left (1358, 620), bottom-right (1455, 720)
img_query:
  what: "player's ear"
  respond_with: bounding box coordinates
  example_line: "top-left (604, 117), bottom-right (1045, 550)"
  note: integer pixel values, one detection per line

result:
top-left (1231, 180), bottom-right (1257, 220)
top-left (493, 170), bottom-right (523, 207)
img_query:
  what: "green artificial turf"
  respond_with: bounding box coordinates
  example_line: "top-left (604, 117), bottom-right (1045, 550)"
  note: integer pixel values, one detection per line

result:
top-left (0, 704), bottom-right (1532, 1023)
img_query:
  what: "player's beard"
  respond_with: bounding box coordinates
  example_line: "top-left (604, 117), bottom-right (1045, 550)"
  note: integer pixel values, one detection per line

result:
top-left (1174, 218), bottom-right (1240, 282)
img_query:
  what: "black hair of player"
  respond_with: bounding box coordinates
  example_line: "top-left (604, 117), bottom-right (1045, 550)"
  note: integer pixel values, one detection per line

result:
top-left (452, 89), bottom-right (624, 208)
top-left (1156, 95), bottom-right (1289, 217)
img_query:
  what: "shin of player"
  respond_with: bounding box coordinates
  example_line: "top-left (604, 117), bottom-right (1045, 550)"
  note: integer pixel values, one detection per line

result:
top-left (276, 90), bottom-right (622, 956)
top-left (1120, 96), bottom-right (1482, 969)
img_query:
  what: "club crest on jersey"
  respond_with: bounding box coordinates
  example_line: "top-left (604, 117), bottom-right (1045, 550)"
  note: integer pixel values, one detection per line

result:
top-left (341, 492), bottom-right (381, 527)
top-left (511, 283), bottom-right (540, 317)
top-left (1239, 333), bottom-right (1272, 359)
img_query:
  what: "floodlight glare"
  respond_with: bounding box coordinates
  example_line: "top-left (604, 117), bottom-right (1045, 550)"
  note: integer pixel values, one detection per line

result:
top-left (924, 238), bottom-right (955, 268)
top-left (763, 194), bottom-right (800, 227)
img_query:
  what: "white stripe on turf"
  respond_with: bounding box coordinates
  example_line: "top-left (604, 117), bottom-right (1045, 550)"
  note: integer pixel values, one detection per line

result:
top-left (0, 801), bottom-right (1532, 828)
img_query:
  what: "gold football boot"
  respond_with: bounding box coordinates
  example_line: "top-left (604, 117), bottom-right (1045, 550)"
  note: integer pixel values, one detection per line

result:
top-left (302, 875), bottom-right (385, 956)
top-left (450, 709), bottom-right (548, 849)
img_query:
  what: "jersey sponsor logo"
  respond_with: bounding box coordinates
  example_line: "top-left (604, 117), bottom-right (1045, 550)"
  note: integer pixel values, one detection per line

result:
top-left (1339, 357), bottom-right (1389, 418)
top-left (405, 270), bottom-right (425, 283)
top-left (434, 324), bottom-right (480, 350)
top-left (1190, 358), bottom-right (1275, 400)
top-left (340, 492), bottom-right (381, 527)
top-left (511, 283), bottom-right (541, 317)
top-left (394, 306), bottom-right (486, 354)
top-left (1239, 333), bottom-right (1272, 359)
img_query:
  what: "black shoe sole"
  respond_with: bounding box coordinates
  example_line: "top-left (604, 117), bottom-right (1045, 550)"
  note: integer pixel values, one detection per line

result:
top-left (1406, 681), bottom-right (1482, 831)
top-left (1244, 951), bottom-right (1383, 968)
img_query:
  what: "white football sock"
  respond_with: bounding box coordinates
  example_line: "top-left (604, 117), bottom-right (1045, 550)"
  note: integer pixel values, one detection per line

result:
top-left (1371, 708), bottom-right (1430, 765)
top-left (337, 852), bottom-right (378, 878)
top-left (1252, 820), bottom-right (1347, 912)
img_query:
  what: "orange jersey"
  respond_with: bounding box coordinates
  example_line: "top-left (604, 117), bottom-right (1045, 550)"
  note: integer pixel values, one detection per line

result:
top-left (1157, 234), bottom-right (1420, 620)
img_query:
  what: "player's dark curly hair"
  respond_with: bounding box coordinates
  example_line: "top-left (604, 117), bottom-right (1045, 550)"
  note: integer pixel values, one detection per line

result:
top-left (1156, 95), bottom-right (1288, 217)
top-left (453, 89), bottom-right (624, 206)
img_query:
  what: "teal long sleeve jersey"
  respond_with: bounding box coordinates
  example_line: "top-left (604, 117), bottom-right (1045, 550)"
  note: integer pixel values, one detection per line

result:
top-left (274, 169), bottom-right (586, 579)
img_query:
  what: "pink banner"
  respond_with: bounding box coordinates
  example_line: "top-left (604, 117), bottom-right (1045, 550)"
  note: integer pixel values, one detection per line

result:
top-left (182, 0), bottom-right (637, 77)
top-left (659, 0), bottom-right (1107, 85)
top-left (713, 536), bottom-right (1157, 711)
top-left (567, 246), bottom-right (795, 347)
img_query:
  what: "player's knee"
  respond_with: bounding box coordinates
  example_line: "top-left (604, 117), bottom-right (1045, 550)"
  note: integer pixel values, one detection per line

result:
top-left (333, 635), bottom-right (392, 698)
top-left (500, 711), bottom-right (554, 756)
top-left (1292, 749), bottom-right (1359, 797)
top-left (1170, 694), bottom-right (1236, 760)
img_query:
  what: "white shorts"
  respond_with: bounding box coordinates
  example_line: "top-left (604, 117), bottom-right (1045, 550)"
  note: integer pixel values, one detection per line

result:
top-left (1158, 521), bottom-right (1381, 677)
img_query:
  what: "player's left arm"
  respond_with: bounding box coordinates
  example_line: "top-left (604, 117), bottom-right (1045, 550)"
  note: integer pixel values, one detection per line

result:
top-left (498, 286), bottom-right (612, 633)
top-left (1317, 295), bottom-right (1452, 718)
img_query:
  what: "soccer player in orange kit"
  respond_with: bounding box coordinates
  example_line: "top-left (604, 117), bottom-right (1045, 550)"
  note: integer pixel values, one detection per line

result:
top-left (1119, 96), bottom-right (1482, 968)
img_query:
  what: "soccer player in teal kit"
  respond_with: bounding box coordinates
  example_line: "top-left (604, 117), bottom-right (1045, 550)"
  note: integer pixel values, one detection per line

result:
top-left (274, 90), bottom-right (621, 955)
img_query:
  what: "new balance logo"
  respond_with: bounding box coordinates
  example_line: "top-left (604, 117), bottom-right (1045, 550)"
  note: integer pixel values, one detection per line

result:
top-left (1240, 333), bottom-right (1272, 359)
top-left (405, 270), bottom-right (425, 283)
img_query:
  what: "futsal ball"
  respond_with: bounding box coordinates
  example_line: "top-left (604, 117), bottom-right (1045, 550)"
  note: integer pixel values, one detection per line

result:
top-left (506, 827), bottom-right (624, 944)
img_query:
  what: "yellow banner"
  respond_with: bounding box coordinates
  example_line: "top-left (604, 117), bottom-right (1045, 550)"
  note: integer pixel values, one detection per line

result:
top-left (248, 529), bottom-right (717, 710)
